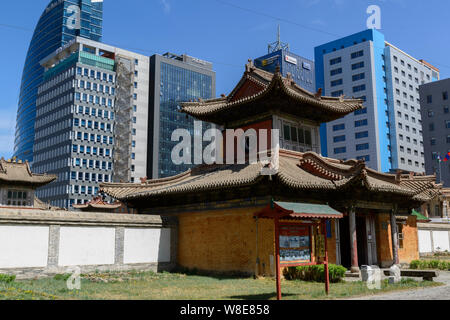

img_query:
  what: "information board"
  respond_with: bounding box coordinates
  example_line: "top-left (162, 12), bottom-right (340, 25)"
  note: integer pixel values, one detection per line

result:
top-left (279, 225), bottom-right (311, 264)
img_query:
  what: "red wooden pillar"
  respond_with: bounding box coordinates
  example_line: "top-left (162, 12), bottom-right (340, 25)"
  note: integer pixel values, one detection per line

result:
top-left (274, 217), bottom-right (281, 300)
top-left (349, 207), bottom-right (359, 273)
top-left (323, 220), bottom-right (330, 295)
top-left (390, 208), bottom-right (400, 265)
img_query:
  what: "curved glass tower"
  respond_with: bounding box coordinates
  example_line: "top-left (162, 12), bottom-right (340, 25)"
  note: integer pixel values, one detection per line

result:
top-left (14, 0), bottom-right (103, 162)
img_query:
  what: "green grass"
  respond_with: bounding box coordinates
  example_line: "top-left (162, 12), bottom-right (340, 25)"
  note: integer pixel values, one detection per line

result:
top-left (0, 271), bottom-right (442, 300)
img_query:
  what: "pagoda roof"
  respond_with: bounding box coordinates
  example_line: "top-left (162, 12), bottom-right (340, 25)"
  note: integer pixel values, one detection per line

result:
top-left (0, 158), bottom-right (56, 187)
top-left (73, 197), bottom-right (122, 210)
top-left (101, 150), bottom-right (439, 207)
top-left (180, 62), bottom-right (364, 125)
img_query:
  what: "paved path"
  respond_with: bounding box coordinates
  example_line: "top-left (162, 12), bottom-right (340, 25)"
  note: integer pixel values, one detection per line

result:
top-left (348, 271), bottom-right (450, 300)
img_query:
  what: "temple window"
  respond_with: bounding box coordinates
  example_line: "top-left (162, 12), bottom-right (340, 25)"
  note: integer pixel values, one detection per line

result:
top-left (279, 119), bottom-right (318, 153)
top-left (396, 223), bottom-right (404, 249)
top-left (7, 190), bottom-right (29, 207)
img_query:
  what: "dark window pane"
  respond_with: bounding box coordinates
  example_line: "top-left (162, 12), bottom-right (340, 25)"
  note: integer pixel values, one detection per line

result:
top-left (283, 125), bottom-right (291, 140)
top-left (291, 127), bottom-right (298, 142)
top-left (305, 129), bottom-right (312, 145)
top-left (298, 129), bottom-right (305, 144)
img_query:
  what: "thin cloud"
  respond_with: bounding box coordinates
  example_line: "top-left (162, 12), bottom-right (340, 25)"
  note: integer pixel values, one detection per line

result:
top-left (160, 0), bottom-right (171, 14)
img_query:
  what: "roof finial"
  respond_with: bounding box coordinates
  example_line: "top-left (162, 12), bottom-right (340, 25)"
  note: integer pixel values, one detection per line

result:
top-left (245, 59), bottom-right (254, 73)
top-left (275, 63), bottom-right (281, 74)
top-left (314, 88), bottom-right (323, 99)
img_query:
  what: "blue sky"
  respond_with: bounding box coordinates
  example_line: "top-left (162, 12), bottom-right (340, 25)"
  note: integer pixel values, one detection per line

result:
top-left (1, 0), bottom-right (449, 159)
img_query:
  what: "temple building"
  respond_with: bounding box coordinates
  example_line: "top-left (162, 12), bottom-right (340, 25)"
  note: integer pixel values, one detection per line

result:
top-left (101, 62), bottom-right (440, 275)
top-left (0, 158), bottom-right (56, 208)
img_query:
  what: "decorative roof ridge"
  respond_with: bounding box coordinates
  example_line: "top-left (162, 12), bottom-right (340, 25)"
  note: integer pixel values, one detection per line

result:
top-left (142, 170), bottom-right (193, 186)
top-left (279, 80), bottom-right (363, 113)
top-left (362, 166), bottom-right (399, 184)
top-left (121, 164), bottom-right (266, 200)
top-left (299, 152), bottom-right (366, 180)
top-left (287, 80), bottom-right (364, 104)
top-left (182, 96), bottom-right (227, 106)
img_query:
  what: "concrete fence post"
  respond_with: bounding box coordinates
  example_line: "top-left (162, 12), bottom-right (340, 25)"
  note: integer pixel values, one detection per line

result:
top-left (115, 227), bottom-right (125, 265)
top-left (47, 225), bottom-right (60, 272)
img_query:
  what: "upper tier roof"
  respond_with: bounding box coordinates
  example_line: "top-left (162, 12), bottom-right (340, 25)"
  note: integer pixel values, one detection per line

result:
top-left (0, 158), bottom-right (56, 187)
top-left (180, 61), bottom-right (364, 125)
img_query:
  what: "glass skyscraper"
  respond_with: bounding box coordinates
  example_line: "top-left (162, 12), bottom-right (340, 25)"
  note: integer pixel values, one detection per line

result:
top-left (148, 53), bottom-right (216, 179)
top-left (14, 0), bottom-right (103, 163)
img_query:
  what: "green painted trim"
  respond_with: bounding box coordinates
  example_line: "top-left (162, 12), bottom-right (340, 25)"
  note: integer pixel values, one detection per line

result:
top-left (275, 201), bottom-right (342, 216)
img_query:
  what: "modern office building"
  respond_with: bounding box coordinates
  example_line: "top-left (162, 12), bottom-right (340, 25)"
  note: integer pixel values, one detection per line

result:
top-left (148, 53), bottom-right (216, 179)
top-left (254, 50), bottom-right (315, 92)
top-left (15, 0), bottom-right (103, 163)
top-left (253, 29), bottom-right (315, 92)
top-left (315, 29), bottom-right (439, 173)
top-left (33, 37), bottom-right (149, 208)
top-left (420, 78), bottom-right (450, 186)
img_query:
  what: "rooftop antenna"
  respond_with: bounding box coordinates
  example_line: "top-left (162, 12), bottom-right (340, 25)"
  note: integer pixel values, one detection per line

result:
top-left (268, 24), bottom-right (290, 54)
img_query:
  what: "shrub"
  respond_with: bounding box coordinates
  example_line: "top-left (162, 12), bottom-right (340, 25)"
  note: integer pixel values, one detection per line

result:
top-left (53, 274), bottom-right (71, 281)
top-left (0, 274), bottom-right (16, 283)
top-left (429, 260), bottom-right (440, 269)
top-left (409, 260), bottom-right (450, 270)
top-left (283, 264), bottom-right (346, 283)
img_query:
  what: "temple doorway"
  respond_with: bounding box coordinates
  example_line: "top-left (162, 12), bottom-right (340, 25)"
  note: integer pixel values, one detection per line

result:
top-left (337, 214), bottom-right (378, 270)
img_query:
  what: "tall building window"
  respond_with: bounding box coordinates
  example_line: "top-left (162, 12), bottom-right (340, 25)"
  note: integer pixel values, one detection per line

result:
top-left (352, 62), bottom-right (364, 70)
top-left (333, 135), bottom-right (346, 143)
top-left (333, 124), bottom-right (345, 131)
top-left (334, 147), bottom-right (346, 154)
top-left (331, 90), bottom-right (343, 97)
top-left (330, 68), bottom-right (342, 76)
top-left (357, 155), bottom-right (370, 162)
top-left (355, 131), bottom-right (369, 139)
top-left (354, 108), bottom-right (367, 115)
top-left (330, 57), bottom-right (342, 65)
top-left (352, 73), bottom-right (365, 81)
top-left (355, 119), bottom-right (368, 127)
top-left (331, 79), bottom-right (343, 87)
top-left (356, 143), bottom-right (369, 151)
top-left (351, 50), bottom-right (364, 59)
top-left (427, 95), bottom-right (433, 103)
top-left (353, 84), bottom-right (366, 93)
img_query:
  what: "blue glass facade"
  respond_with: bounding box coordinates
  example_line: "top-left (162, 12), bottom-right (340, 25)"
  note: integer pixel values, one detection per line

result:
top-left (14, 0), bottom-right (103, 162)
top-left (254, 49), bottom-right (315, 92)
top-left (158, 62), bottom-right (214, 177)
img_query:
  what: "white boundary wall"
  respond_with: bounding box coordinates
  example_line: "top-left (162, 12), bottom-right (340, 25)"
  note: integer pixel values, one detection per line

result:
top-left (0, 208), bottom-right (177, 278)
top-left (418, 222), bottom-right (450, 254)
top-left (0, 226), bottom-right (49, 268)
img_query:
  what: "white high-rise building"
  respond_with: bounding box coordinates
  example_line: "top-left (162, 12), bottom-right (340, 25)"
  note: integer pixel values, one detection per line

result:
top-left (315, 29), bottom-right (439, 173)
top-left (33, 37), bottom-right (149, 208)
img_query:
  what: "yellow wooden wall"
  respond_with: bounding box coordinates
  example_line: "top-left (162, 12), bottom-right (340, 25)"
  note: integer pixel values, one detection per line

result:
top-left (177, 207), bottom-right (338, 276)
top-left (376, 214), bottom-right (419, 267)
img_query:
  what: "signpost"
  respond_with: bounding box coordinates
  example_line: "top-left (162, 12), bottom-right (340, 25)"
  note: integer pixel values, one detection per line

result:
top-left (274, 219), bottom-right (330, 300)
top-left (255, 201), bottom-right (342, 300)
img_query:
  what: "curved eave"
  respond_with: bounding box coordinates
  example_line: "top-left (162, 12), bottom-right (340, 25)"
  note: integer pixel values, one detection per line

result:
top-left (0, 176), bottom-right (57, 187)
top-left (180, 73), bottom-right (363, 125)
